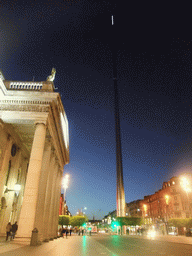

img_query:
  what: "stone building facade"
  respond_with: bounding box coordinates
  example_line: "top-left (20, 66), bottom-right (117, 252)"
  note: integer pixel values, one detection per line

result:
top-left (126, 175), bottom-right (192, 224)
top-left (0, 70), bottom-right (69, 242)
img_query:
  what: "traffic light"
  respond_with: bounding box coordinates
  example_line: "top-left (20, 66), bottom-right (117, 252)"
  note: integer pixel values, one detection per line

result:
top-left (82, 223), bottom-right (87, 228)
top-left (111, 221), bottom-right (119, 229)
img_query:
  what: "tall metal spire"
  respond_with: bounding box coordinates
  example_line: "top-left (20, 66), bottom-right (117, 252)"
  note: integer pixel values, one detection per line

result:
top-left (111, 15), bottom-right (126, 217)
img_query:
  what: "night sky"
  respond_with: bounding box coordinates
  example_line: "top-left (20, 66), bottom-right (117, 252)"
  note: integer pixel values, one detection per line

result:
top-left (1, 1), bottom-right (192, 219)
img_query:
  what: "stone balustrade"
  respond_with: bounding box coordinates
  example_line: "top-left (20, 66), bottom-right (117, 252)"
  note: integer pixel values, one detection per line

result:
top-left (9, 82), bottom-right (43, 90)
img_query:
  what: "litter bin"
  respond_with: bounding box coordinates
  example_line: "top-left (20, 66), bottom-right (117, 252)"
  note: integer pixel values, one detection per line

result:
top-left (30, 228), bottom-right (38, 246)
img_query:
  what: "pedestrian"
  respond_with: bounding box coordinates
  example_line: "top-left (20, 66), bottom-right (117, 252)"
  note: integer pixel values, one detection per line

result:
top-left (62, 227), bottom-right (66, 238)
top-left (78, 228), bottom-right (81, 236)
top-left (70, 227), bottom-right (73, 236)
top-left (6, 222), bottom-right (12, 241)
top-left (58, 227), bottom-right (62, 237)
top-left (82, 228), bottom-right (84, 236)
top-left (10, 221), bottom-right (18, 240)
top-left (66, 228), bottom-right (68, 238)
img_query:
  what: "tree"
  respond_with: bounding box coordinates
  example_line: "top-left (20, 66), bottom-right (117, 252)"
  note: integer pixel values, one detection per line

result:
top-left (59, 215), bottom-right (70, 227)
top-left (111, 217), bottom-right (143, 235)
top-left (116, 217), bottom-right (143, 227)
top-left (69, 216), bottom-right (88, 227)
top-left (168, 218), bottom-right (188, 228)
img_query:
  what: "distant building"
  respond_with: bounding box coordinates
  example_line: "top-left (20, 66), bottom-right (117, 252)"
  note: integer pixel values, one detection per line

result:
top-left (126, 199), bottom-right (143, 217)
top-left (104, 174), bottom-right (192, 225)
top-left (59, 194), bottom-right (71, 216)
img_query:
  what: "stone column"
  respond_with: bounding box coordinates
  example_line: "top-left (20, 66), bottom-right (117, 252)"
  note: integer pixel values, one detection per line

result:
top-left (54, 169), bottom-right (63, 238)
top-left (0, 135), bottom-right (12, 200)
top-left (17, 122), bottom-right (47, 238)
top-left (52, 166), bottom-right (61, 238)
top-left (47, 159), bottom-right (58, 239)
top-left (15, 158), bottom-right (29, 223)
top-left (42, 151), bottom-right (56, 241)
top-left (34, 138), bottom-right (52, 242)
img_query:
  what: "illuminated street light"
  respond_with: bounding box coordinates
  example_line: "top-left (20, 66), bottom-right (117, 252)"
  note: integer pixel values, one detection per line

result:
top-left (165, 195), bottom-right (169, 205)
top-left (62, 174), bottom-right (69, 202)
top-left (143, 204), bottom-right (147, 213)
top-left (180, 176), bottom-right (191, 218)
top-left (4, 183), bottom-right (21, 196)
top-left (180, 177), bottom-right (191, 193)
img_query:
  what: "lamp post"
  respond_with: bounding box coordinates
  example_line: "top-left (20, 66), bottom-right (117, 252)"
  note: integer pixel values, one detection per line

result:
top-left (165, 194), bottom-right (170, 234)
top-left (4, 183), bottom-right (21, 196)
top-left (180, 176), bottom-right (191, 218)
top-left (165, 195), bottom-right (170, 221)
top-left (62, 174), bottom-right (69, 203)
top-left (143, 204), bottom-right (147, 224)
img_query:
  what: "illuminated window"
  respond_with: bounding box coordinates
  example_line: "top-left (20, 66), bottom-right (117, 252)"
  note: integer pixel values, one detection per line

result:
top-left (172, 181), bottom-right (175, 185)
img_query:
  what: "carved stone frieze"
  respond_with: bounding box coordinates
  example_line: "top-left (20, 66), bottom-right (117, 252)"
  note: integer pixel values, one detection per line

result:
top-left (0, 99), bottom-right (50, 105)
top-left (0, 104), bottom-right (50, 113)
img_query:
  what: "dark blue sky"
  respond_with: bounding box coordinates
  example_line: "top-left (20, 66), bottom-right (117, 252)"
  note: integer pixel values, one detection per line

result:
top-left (1, 1), bottom-right (192, 219)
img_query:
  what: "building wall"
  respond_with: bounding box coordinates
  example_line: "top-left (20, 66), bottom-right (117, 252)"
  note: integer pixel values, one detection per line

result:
top-left (127, 175), bottom-right (192, 224)
top-left (0, 71), bottom-right (69, 241)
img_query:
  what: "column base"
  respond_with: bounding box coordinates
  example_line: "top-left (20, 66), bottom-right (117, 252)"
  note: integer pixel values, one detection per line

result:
top-left (43, 239), bottom-right (49, 242)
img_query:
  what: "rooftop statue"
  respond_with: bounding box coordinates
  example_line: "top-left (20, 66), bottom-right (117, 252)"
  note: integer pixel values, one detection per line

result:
top-left (46, 68), bottom-right (56, 82)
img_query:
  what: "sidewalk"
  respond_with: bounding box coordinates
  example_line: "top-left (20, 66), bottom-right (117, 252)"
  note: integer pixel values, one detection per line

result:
top-left (0, 235), bottom-right (115, 256)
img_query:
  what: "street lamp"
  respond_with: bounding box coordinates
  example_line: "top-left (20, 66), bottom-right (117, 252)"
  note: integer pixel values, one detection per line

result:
top-left (62, 174), bottom-right (69, 202)
top-left (4, 183), bottom-right (21, 196)
top-left (143, 204), bottom-right (147, 224)
top-left (180, 176), bottom-right (191, 217)
top-left (164, 194), bottom-right (170, 234)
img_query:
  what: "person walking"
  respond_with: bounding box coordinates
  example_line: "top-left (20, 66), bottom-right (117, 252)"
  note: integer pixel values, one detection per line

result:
top-left (70, 227), bottom-right (73, 236)
top-left (66, 228), bottom-right (69, 239)
top-left (62, 227), bottom-right (66, 238)
top-left (6, 222), bottom-right (12, 241)
top-left (10, 221), bottom-right (18, 240)
top-left (82, 228), bottom-right (84, 236)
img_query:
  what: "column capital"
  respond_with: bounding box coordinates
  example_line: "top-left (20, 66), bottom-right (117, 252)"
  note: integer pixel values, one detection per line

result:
top-left (34, 120), bottom-right (47, 126)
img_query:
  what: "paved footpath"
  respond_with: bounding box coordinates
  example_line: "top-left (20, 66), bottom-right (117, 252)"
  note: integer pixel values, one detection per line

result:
top-left (0, 234), bottom-right (192, 256)
top-left (0, 235), bottom-right (115, 256)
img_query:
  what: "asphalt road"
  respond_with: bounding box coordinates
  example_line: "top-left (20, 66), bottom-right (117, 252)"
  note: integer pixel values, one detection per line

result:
top-left (91, 235), bottom-right (192, 256)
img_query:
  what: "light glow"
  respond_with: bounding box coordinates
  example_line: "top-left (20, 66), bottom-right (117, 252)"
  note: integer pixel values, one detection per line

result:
top-left (165, 195), bottom-right (169, 205)
top-left (180, 177), bottom-right (191, 193)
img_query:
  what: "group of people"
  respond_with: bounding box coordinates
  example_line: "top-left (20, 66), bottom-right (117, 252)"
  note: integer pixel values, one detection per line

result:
top-left (6, 221), bottom-right (18, 241)
top-left (59, 227), bottom-right (73, 238)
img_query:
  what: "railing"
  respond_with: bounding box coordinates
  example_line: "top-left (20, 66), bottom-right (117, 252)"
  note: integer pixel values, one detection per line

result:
top-left (9, 82), bottom-right (43, 90)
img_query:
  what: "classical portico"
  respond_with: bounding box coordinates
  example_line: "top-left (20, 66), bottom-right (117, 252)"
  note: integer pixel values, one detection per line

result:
top-left (0, 70), bottom-right (69, 242)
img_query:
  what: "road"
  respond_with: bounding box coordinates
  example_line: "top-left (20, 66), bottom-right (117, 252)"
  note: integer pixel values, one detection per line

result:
top-left (0, 234), bottom-right (192, 255)
top-left (92, 234), bottom-right (192, 256)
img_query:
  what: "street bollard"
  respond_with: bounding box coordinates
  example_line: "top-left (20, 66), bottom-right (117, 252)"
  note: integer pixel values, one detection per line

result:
top-left (30, 228), bottom-right (38, 246)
